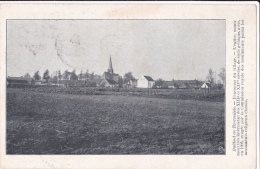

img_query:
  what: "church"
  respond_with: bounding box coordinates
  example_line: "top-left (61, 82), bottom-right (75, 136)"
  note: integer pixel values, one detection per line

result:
top-left (100, 56), bottom-right (120, 87)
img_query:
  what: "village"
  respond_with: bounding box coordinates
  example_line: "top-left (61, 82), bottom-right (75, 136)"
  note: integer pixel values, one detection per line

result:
top-left (5, 18), bottom-right (227, 156)
top-left (7, 56), bottom-right (223, 91)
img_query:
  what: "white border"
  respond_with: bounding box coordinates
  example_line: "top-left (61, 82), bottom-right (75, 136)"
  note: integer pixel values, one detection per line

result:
top-left (0, 2), bottom-right (259, 169)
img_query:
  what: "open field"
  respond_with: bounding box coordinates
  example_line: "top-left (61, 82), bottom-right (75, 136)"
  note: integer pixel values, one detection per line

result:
top-left (13, 86), bottom-right (225, 102)
top-left (7, 88), bottom-right (225, 154)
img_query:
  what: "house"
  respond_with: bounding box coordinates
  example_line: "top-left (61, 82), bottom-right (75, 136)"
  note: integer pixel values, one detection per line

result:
top-left (182, 80), bottom-right (203, 89)
top-left (103, 72), bottom-right (120, 82)
top-left (174, 81), bottom-right (187, 89)
top-left (137, 75), bottom-right (155, 88)
top-left (7, 77), bottom-right (35, 87)
top-left (173, 80), bottom-right (203, 89)
top-left (162, 81), bottom-right (175, 88)
top-left (90, 79), bottom-right (104, 87)
top-left (201, 82), bottom-right (211, 89)
top-left (78, 74), bottom-right (87, 81)
top-left (100, 79), bottom-right (119, 88)
top-left (61, 71), bottom-right (78, 80)
top-left (58, 71), bottom-right (78, 86)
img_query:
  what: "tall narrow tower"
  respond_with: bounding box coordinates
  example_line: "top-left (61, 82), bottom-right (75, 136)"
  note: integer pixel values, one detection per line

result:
top-left (108, 56), bottom-right (114, 74)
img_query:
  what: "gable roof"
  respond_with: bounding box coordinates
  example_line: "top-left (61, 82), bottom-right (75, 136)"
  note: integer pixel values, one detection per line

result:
top-left (201, 82), bottom-right (211, 88)
top-left (105, 79), bottom-right (118, 85)
top-left (143, 76), bottom-right (154, 81)
top-left (163, 81), bottom-right (175, 86)
top-left (174, 80), bottom-right (204, 87)
top-left (91, 79), bottom-right (104, 84)
top-left (103, 72), bottom-right (119, 77)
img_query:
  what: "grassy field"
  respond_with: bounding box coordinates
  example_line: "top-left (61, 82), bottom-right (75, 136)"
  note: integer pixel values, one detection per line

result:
top-left (7, 88), bottom-right (225, 154)
top-left (15, 86), bottom-right (225, 102)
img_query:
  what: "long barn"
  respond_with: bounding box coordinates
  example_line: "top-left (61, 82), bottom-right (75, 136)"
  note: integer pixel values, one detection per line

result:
top-left (7, 77), bottom-right (35, 87)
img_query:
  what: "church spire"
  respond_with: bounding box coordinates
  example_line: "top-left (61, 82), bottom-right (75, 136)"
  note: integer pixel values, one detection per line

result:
top-left (108, 56), bottom-right (114, 74)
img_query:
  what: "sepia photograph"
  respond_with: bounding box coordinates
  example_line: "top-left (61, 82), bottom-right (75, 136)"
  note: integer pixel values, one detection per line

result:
top-left (6, 19), bottom-right (226, 155)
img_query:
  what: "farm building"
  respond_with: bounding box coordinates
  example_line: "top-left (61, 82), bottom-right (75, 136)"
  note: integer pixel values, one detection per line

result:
top-left (7, 77), bottom-right (35, 87)
top-left (182, 80), bottom-right (203, 89)
top-left (61, 71), bottom-right (78, 80)
top-left (174, 80), bottom-right (203, 89)
top-left (137, 75), bottom-right (155, 88)
top-left (174, 81), bottom-right (187, 89)
top-left (162, 81), bottom-right (175, 88)
top-left (35, 80), bottom-right (42, 85)
top-left (100, 79), bottom-right (119, 88)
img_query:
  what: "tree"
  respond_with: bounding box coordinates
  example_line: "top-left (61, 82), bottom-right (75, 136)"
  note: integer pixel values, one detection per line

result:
top-left (90, 72), bottom-right (94, 80)
top-left (63, 70), bottom-right (69, 80)
top-left (206, 68), bottom-right (214, 84)
top-left (50, 75), bottom-right (58, 84)
top-left (118, 76), bottom-right (123, 87)
top-left (43, 69), bottom-right (50, 83)
top-left (83, 69), bottom-right (89, 79)
top-left (24, 73), bottom-right (30, 78)
top-left (123, 72), bottom-right (134, 84)
top-left (155, 78), bottom-right (164, 88)
top-left (78, 70), bottom-right (84, 80)
top-left (49, 71), bottom-right (60, 84)
top-left (162, 82), bottom-right (168, 89)
top-left (94, 74), bottom-right (101, 79)
top-left (57, 70), bottom-right (62, 80)
top-left (70, 69), bottom-right (78, 80)
top-left (194, 79), bottom-right (200, 88)
top-left (218, 67), bottom-right (226, 88)
top-left (33, 71), bottom-right (41, 81)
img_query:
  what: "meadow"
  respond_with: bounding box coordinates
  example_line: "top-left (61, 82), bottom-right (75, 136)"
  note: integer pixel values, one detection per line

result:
top-left (6, 87), bottom-right (225, 154)
top-left (15, 86), bottom-right (225, 102)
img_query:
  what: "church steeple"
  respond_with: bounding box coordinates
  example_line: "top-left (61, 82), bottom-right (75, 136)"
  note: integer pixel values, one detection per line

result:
top-left (108, 56), bottom-right (114, 74)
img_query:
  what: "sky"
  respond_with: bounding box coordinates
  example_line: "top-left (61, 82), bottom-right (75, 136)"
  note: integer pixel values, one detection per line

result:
top-left (7, 20), bottom-right (225, 81)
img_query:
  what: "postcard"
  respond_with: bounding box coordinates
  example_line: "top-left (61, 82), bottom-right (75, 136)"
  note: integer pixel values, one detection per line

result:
top-left (0, 2), bottom-right (258, 169)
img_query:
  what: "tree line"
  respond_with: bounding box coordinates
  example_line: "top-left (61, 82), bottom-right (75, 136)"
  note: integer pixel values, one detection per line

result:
top-left (23, 70), bottom-right (136, 84)
top-left (22, 67), bottom-right (225, 87)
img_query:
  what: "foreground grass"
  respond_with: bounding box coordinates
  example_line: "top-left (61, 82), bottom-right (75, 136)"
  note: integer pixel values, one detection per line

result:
top-left (7, 89), bottom-right (225, 154)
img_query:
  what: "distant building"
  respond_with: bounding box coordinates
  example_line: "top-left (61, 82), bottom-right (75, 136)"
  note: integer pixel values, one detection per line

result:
top-left (61, 71), bottom-right (78, 81)
top-left (7, 77), bottom-right (35, 87)
top-left (123, 79), bottom-right (138, 88)
top-left (174, 80), bottom-right (203, 89)
top-left (201, 82), bottom-right (211, 89)
top-left (162, 81), bottom-right (175, 88)
top-left (137, 75), bottom-right (155, 88)
top-left (100, 79), bottom-right (119, 88)
top-left (130, 79), bottom-right (138, 88)
top-left (78, 74), bottom-right (87, 81)
top-left (91, 79), bottom-right (104, 87)
top-left (101, 56), bottom-right (120, 87)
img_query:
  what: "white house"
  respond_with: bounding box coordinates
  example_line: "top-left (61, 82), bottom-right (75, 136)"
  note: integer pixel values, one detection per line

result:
top-left (201, 82), bottom-right (211, 89)
top-left (137, 75), bottom-right (155, 88)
